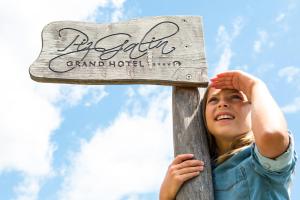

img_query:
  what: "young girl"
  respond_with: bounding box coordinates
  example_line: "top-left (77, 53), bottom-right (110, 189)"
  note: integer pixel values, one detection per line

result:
top-left (160, 70), bottom-right (297, 200)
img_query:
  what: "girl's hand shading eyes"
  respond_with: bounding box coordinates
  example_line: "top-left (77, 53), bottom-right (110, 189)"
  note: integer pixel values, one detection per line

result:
top-left (210, 70), bottom-right (261, 101)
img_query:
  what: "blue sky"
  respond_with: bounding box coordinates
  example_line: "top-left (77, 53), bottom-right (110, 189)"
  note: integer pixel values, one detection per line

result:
top-left (0, 0), bottom-right (299, 199)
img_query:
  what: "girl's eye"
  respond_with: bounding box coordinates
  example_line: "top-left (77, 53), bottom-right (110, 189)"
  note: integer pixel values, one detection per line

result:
top-left (231, 95), bottom-right (243, 101)
top-left (208, 97), bottom-right (218, 103)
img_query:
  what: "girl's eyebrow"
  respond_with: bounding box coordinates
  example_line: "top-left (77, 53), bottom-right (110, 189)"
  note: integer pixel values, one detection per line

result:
top-left (226, 90), bottom-right (240, 94)
top-left (229, 91), bottom-right (242, 95)
top-left (207, 91), bottom-right (244, 102)
top-left (209, 90), bottom-right (240, 97)
top-left (207, 94), bottom-right (218, 99)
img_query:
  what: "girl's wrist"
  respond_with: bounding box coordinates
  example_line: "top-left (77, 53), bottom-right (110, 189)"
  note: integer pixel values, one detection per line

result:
top-left (159, 193), bottom-right (173, 200)
top-left (248, 79), bottom-right (268, 102)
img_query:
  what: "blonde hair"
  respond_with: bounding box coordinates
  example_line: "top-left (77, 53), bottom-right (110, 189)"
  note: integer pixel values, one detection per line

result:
top-left (201, 85), bottom-right (254, 165)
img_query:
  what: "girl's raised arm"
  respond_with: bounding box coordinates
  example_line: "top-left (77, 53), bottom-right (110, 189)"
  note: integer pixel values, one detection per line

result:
top-left (210, 70), bottom-right (289, 158)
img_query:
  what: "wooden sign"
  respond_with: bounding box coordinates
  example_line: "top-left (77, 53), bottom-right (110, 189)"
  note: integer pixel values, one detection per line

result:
top-left (29, 16), bottom-right (213, 199)
top-left (29, 16), bottom-right (208, 86)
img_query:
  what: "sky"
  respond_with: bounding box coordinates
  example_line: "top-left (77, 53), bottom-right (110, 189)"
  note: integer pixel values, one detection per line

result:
top-left (0, 0), bottom-right (299, 199)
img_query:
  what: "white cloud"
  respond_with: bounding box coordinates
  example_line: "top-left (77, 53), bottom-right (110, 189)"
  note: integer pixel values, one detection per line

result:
top-left (274, 13), bottom-right (289, 32)
top-left (59, 86), bottom-right (173, 200)
top-left (215, 47), bottom-right (232, 73)
top-left (281, 97), bottom-right (300, 113)
top-left (232, 17), bottom-right (244, 38)
top-left (278, 67), bottom-right (300, 113)
top-left (216, 25), bottom-right (230, 49)
top-left (126, 87), bottom-right (136, 98)
top-left (112, 9), bottom-right (124, 22)
top-left (111, 0), bottom-right (127, 22)
top-left (0, 48), bottom-right (60, 177)
top-left (32, 84), bottom-right (108, 108)
top-left (274, 0), bottom-right (298, 31)
top-left (275, 13), bottom-right (286, 23)
top-left (84, 86), bottom-right (108, 107)
top-left (278, 66), bottom-right (300, 83)
top-left (60, 85), bottom-right (107, 107)
top-left (214, 17), bottom-right (244, 75)
top-left (253, 40), bottom-right (262, 53)
top-left (0, 0), bottom-right (126, 199)
top-left (138, 85), bottom-right (161, 98)
top-left (14, 177), bottom-right (41, 200)
top-left (112, 0), bottom-right (127, 8)
top-left (275, 0), bottom-right (298, 23)
top-left (253, 30), bottom-right (269, 54)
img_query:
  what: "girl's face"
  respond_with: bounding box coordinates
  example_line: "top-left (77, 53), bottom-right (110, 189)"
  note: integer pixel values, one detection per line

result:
top-left (205, 87), bottom-right (252, 142)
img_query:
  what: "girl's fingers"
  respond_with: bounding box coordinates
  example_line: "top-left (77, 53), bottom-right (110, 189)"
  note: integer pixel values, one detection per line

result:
top-left (211, 80), bottom-right (233, 85)
top-left (212, 74), bottom-right (234, 80)
top-left (170, 155), bottom-right (204, 174)
top-left (211, 80), bottom-right (235, 90)
top-left (211, 73), bottom-right (241, 90)
top-left (176, 159), bottom-right (204, 170)
top-left (172, 154), bottom-right (194, 165)
top-left (211, 73), bottom-right (236, 82)
top-left (161, 155), bottom-right (205, 199)
top-left (180, 171), bottom-right (201, 182)
top-left (171, 169), bottom-right (202, 185)
top-left (177, 165), bottom-right (204, 175)
top-left (211, 76), bottom-right (234, 83)
top-left (216, 70), bottom-right (241, 78)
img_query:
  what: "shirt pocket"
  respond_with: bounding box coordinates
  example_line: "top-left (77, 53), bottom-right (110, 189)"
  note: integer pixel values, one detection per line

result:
top-left (214, 167), bottom-right (250, 200)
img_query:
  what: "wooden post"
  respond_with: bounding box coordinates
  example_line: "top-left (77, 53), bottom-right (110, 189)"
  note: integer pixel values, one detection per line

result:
top-left (29, 16), bottom-right (213, 199)
top-left (173, 87), bottom-right (214, 200)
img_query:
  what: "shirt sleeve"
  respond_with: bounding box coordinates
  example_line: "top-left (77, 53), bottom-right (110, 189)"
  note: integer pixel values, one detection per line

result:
top-left (254, 132), bottom-right (295, 172)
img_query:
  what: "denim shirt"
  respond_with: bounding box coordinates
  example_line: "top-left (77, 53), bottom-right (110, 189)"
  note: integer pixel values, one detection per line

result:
top-left (212, 135), bottom-right (297, 200)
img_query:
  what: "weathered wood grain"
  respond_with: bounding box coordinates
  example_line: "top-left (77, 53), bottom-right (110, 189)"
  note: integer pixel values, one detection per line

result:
top-left (173, 87), bottom-right (214, 200)
top-left (29, 16), bottom-right (208, 86)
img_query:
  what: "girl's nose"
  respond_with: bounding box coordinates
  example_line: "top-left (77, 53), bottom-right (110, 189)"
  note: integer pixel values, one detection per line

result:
top-left (218, 100), bottom-right (229, 108)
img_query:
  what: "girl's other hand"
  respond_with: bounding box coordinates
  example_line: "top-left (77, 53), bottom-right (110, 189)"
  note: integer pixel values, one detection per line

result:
top-left (159, 154), bottom-right (204, 200)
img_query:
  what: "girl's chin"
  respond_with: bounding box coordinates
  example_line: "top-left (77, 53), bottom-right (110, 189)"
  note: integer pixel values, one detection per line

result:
top-left (212, 128), bottom-right (250, 140)
top-left (212, 128), bottom-right (240, 137)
